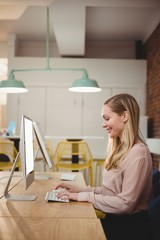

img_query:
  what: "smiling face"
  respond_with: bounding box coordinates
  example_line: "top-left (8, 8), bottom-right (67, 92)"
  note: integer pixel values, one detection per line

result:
top-left (102, 104), bottom-right (128, 140)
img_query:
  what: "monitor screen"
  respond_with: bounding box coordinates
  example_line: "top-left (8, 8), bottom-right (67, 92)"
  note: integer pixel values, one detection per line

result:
top-left (20, 115), bottom-right (35, 190)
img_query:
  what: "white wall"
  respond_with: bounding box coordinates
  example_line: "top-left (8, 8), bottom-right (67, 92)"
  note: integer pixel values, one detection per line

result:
top-left (15, 40), bottom-right (136, 59)
top-left (0, 42), bottom-right (8, 58)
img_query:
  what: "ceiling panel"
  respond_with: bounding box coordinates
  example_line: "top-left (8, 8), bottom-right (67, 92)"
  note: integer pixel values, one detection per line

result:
top-left (0, 0), bottom-right (160, 56)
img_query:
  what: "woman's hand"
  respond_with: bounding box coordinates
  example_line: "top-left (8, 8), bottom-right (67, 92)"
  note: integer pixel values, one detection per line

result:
top-left (55, 182), bottom-right (81, 193)
top-left (57, 190), bottom-right (79, 201)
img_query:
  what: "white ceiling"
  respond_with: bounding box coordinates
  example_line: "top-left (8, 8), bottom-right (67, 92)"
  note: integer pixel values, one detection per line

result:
top-left (0, 0), bottom-right (160, 56)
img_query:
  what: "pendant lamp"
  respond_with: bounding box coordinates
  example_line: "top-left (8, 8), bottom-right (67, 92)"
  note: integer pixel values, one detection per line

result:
top-left (69, 70), bottom-right (101, 93)
top-left (0, 72), bottom-right (28, 93)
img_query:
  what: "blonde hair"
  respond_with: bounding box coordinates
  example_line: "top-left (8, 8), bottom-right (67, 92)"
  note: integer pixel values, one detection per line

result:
top-left (104, 93), bottom-right (144, 170)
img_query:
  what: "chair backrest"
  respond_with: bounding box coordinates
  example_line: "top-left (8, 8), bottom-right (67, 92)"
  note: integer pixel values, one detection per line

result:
top-left (148, 169), bottom-right (160, 240)
top-left (44, 138), bottom-right (54, 159)
top-left (148, 195), bottom-right (160, 240)
top-left (54, 140), bottom-right (93, 164)
top-left (0, 140), bottom-right (17, 160)
top-left (0, 139), bottom-right (19, 170)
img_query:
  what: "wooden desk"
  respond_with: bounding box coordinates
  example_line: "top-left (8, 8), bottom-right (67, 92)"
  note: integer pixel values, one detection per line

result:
top-left (0, 217), bottom-right (106, 240)
top-left (0, 171), bottom-right (106, 240)
top-left (0, 172), bottom-right (97, 218)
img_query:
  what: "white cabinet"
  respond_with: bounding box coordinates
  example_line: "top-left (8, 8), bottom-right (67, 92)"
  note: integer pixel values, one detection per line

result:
top-left (46, 87), bottom-right (82, 136)
top-left (7, 87), bottom-right (108, 138)
top-left (7, 85), bottom-right (147, 159)
top-left (7, 87), bottom-right (46, 133)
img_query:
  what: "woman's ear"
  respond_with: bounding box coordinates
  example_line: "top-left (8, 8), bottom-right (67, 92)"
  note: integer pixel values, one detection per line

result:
top-left (123, 111), bottom-right (129, 122)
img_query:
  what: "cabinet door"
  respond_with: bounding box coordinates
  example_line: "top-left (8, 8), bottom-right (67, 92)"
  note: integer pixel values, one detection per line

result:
top-left (7, 87), bottom-right (46, 134)
top-left (46, 87), bottom-right (82, 136)
top-left (82, 89), bottom-right (111, 136)
top-left (82, 89), bottom-right (111, 158)
top-left (6, 94), bottom-right (18, 127)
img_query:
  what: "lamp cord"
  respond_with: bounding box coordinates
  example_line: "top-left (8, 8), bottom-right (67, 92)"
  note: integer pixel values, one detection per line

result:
top-left (46, 6), bottom-right (50, 70)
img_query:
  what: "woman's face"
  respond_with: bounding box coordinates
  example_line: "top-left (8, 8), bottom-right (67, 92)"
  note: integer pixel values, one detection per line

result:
top-left (102, 104), bottom-right (128, 139)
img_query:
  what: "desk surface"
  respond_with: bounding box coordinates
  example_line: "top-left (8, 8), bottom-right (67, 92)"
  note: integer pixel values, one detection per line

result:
top-left (0, 217), bottom-right (106, 240)
top-left (0, 172), bottom-right (97, 219)
top-left (0, 171), bottom-right (22, 198)
top-left (0, 171), bottom-right (106, 240)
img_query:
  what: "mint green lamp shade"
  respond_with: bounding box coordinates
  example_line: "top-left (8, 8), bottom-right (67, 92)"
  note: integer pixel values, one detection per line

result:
top-left (0, 73), bottom-right (28, 93)
top-left (69, 71), bottom-right (101, 93)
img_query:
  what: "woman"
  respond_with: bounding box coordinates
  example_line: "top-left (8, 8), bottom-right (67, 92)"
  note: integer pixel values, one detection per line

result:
top-left (56, 93), bottom-right (153, 240)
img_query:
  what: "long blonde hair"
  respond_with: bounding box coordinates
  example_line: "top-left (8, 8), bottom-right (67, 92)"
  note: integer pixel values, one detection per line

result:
top-left (104, 93), bottom-right (144, 170)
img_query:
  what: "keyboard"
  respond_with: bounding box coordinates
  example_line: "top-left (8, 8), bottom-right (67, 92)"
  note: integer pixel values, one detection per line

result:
top-left (45, 190), bottom-right (69, 202)
top-left (60, 173), bottom-right (76, 181)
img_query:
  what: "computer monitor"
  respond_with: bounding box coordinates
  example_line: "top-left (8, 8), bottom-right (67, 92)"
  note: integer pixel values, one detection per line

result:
top-left (20, 115), bottom-right (35, 190)
top-left (3, 115), bottom-right (36, 200)
top-left (33, 121), bottom-right (54, 169)
top-left (4, 115), bottom-right (53, 201)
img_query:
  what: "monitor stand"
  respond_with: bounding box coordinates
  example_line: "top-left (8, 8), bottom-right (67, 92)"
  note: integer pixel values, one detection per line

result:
top-left (4, 152), bottom-right (36, 201)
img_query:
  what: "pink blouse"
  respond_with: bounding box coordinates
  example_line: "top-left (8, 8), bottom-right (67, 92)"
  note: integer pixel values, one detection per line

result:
top-left (78, 143), bottom-right (153, 214)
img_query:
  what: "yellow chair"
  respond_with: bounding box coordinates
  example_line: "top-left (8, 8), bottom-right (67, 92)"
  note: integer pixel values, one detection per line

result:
top-left (0, 139), bottom-right (19, 170)
top-left (94, 159), bottom-right (105, 186)
top-left (53, 140), bottom-right (94, 186)
top-left (45, 138), bottom-right (54, 160)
